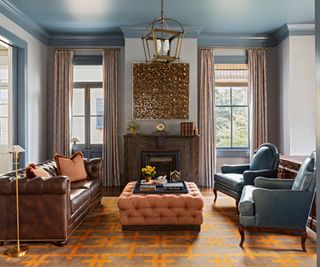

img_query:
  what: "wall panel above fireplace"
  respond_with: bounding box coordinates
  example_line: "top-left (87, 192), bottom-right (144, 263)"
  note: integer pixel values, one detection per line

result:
top-left (124, 135), bottom-right (199, 183)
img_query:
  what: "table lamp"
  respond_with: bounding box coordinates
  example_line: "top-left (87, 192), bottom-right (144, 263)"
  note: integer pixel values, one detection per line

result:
top-left (71, 137), bottom-right (80, 145)
top-left (5, 145), bottom-right (29, 257)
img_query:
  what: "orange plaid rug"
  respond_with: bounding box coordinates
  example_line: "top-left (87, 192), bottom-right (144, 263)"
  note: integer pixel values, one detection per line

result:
top-left (0, 196), bottom-right (316, 267)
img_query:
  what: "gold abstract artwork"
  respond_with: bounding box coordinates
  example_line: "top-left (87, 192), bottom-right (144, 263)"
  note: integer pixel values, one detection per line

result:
top-left (133, 63), bottom-right (189, 119)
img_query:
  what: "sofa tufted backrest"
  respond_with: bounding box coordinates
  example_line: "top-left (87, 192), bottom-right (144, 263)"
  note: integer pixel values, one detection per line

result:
top-left (250, 143), bottom-right (279, 171)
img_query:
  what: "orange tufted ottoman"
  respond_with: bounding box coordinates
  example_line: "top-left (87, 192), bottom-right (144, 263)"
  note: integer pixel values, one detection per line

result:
top-left (117, 181), bottom-right (204, 231)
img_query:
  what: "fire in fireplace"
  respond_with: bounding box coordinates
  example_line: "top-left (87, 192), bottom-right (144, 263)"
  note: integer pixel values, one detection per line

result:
top-left (142, 151), bottom-right (180, 178)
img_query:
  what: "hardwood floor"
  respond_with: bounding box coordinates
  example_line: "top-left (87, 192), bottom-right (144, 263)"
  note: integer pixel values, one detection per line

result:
top-left (102, 185), bottom-right (214, 197)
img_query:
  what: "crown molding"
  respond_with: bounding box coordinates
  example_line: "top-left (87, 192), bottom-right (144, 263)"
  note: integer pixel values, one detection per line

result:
top-left (0, 0), bottom-right (49, 44)
top-left (198, 33), bottom-right (274, 47)
top-left (48, 33), bottom-right (124, 47)
top-left (120, 25), bottom-right (203, 38)
top-left (272, 23), bottom-right (315, 45)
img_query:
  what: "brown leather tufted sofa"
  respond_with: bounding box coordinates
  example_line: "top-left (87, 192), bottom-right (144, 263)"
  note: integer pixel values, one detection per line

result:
top-left (0, 158), bottom-right (102, 246)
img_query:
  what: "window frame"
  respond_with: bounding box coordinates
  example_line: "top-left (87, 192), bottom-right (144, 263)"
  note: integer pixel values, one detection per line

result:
top-left (214, 62), bottom-right (250, 152)
top-left (215, 86), bottom-right (250, 150)
top-left (72, 81), bottom-right (104, 145)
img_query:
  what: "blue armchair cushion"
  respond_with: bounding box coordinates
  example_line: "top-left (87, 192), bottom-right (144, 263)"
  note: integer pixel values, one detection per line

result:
top-left (254, 177), bottom-right (294, 189)
top-left (238, 185), bottom-right (256, 216)
top-left (250, 146), bottom-right (277, 171)
top-left (214, 173), bottom-right (244, 192)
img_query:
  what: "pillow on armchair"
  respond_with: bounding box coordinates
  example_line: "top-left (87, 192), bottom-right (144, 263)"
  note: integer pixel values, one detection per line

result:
top-left (54, 152), bottom-right (87, 182)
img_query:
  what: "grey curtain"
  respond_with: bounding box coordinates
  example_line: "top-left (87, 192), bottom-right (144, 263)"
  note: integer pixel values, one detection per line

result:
top-left (53, 50), bottom-right (73, 156)
top-left (199, 49), bottom-right (216, 187)
top-left (103, 50), bottom-right (120, 186)
top-left (248, 49), bottom-right (268, 155)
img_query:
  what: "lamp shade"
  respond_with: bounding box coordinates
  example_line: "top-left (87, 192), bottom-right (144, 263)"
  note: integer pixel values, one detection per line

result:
top-left (70, 137), bottom-right (80, 143)
top-left (7, 145), bottom-right (25, 154)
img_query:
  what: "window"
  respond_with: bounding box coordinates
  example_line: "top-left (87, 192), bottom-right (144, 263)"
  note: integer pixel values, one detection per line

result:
top-left (72, 56), bottom-right (104, 158)
top-left (0, 65), bottom-right (8, 145)
top-left (215, 64), bottom-right (249, 149)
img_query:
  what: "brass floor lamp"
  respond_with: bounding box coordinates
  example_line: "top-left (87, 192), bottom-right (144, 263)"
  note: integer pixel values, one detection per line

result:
top-left (5, 145), bottom-right (29, 257)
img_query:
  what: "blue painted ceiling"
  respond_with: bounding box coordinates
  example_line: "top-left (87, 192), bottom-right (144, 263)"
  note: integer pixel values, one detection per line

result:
top-left (7, 0), bottom-right (315, 35)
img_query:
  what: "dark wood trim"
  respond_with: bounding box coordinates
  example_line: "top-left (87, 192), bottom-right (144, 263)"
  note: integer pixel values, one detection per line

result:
top-left (122, 225), bottom-right (201, 231)
top-left (239, 225), bottom-right (308, 251)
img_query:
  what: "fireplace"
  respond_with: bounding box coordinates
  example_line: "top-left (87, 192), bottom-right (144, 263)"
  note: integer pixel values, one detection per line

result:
top-left (124, 135), bottom-right (199, 183)
top-left (142, 151), bottom-right (180, 178)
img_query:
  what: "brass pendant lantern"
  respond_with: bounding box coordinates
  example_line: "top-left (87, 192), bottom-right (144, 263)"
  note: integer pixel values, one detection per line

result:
top-left (142, 0), bottom-right (184, 63)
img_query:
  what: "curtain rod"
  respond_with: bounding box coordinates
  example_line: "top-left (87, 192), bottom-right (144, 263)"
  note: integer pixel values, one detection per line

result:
top-left (199, 47), bottom-right (268, 50)
top-left (54, 48), bottom-right (121, 51)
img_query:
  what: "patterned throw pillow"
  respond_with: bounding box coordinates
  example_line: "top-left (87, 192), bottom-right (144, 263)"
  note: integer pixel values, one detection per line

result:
top-left (54, 152), bottom-right (87, 182)
top-left (26, 163), bottom-right (51, 178)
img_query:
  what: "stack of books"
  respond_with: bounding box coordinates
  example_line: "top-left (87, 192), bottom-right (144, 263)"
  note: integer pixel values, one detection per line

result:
top-left (181, 122), bottom-right (194, 136)
top-left (140, 184), bottom-right (157, 191)
top-left (163, 182), bottom-right (184, 191)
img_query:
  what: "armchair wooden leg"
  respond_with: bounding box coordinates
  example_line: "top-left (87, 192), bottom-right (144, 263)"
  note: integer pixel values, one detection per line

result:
top-left (235, 199), bottom-right (240, 214)
top-left (213, 189), bottom-right (217, 202)
top-left (301, 231), bottom-right (307, 252)
top-left (239, 225), bottom-right (245, 247)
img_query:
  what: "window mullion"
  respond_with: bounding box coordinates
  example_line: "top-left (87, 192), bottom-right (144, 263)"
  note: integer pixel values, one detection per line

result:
top-left (85, 85), bottom-right (90, 146)
top-left (230, 87), bottom-right (233, 148)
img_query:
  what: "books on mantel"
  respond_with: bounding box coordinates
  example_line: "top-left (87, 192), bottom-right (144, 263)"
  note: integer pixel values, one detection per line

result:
top-left (163, 182), bottom-right (185, 190)
top-left (181, 122), bottom-right (197, 136)
top-left (140, 184), bottom-right (157, 191)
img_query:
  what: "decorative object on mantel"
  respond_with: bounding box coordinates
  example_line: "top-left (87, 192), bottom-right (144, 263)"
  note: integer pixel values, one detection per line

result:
top-left (153, 122), bottom-right (168, 135)
top-left (170, 170), bottom-right (182, 182)
top-left (181, 122), bottom-right (195, 136)
top-left (126, 120), bottom-right (140, 136)
top-left (133, 63), bottom-right (189, 119)
top-left (141, 0), bottom-right (184, 63)
top-left (5, 145), bottom-right (29, 258)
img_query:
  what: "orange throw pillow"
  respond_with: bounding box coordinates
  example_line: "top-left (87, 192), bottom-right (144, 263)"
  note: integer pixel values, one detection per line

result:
top-left (54, 152), bottom-right (87, 182)
top-left (26, 163), bottom-right (51, 178)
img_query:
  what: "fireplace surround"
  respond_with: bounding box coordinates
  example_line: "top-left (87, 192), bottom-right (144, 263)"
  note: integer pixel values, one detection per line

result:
top-left (124, 135), bottom-right (199, 183)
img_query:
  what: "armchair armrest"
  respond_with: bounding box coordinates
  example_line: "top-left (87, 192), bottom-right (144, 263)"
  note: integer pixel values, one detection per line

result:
top-left (254, 177), bottom-right (294, 189)
top-left (221, 164), bottom-right (250, 174)
top-left (84, 158), bottom-right (103, 180)
top-left (243, 169), bottom-right (278, 185)
top-left (252, 189), bottom-right (314, 229)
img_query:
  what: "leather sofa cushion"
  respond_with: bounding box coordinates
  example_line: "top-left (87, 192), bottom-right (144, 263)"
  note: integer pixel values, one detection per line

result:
top-left (214, 173), bottom-right (244, 191)
top-left (71, 179), bottom-right (102, 198)
top-left (238, 185), bottom-right (256, 216)
top-left (70, 188), bottom-right (90, 213)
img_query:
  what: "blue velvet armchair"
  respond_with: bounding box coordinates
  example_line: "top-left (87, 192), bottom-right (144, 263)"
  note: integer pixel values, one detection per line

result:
top-left (214, 143), bottom-right (280, 205)
top-left (238, 152), bottom-right (316, 251)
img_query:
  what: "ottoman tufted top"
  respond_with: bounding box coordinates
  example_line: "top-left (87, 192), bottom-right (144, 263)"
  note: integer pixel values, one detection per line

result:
top-left (117, 181), bottom-right (204, 211)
